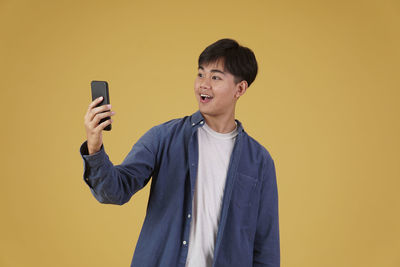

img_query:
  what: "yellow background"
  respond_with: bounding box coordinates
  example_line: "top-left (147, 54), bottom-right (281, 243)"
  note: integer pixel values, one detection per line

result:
top-left (1, 0), bottom-right (399, 266)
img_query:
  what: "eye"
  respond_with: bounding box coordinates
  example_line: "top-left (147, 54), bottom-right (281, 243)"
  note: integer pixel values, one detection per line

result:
top-left (212, 76), bottom-right (221, 80)
top-left (197, 73), bottom-right (203, 78)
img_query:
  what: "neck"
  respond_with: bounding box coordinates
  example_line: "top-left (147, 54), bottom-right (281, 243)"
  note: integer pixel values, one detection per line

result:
top-left (201, 111), bottom-right (237, 133)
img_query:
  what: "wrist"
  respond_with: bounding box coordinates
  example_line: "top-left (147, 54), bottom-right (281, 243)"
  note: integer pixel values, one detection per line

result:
top-left (88, 143), bottom-right (101, 155)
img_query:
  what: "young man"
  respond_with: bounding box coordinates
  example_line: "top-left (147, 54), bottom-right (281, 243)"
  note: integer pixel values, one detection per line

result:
top-left (80, 38), bottom-right (280, 267)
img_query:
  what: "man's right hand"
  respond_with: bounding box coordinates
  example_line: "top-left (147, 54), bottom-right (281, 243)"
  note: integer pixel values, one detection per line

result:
top-left (84, 96), bottom-right (115, 155)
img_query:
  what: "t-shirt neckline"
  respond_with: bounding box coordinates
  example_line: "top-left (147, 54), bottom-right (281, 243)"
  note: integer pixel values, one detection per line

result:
top-left (201, 121), bottom-right (238, 140)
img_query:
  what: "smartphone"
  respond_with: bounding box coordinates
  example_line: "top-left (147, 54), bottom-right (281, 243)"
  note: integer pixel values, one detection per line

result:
top-left (91, 80), bottom-right (112, 131)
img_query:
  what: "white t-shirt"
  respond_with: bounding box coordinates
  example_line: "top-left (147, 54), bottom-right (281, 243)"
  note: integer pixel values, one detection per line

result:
top-left (185, 121), bottom-right (238, 267)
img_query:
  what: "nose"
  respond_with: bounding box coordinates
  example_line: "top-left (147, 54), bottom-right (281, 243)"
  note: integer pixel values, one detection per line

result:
top-left (200, 76), bottom-right (211, 89)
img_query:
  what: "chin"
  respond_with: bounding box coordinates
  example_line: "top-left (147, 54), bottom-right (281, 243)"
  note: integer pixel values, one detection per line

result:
top-left (198, 105), bottom-right (208, 113)
top-left (199, 107), bottom-right (215, 116)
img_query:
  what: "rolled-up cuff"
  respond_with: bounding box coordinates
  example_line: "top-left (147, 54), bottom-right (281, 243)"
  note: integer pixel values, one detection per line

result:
top-left (79, 140), bottom-right (106, 168)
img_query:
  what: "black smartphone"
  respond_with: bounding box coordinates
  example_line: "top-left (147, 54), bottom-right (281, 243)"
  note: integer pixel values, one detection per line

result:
top-left (91, 80), bottom-right (112, 131)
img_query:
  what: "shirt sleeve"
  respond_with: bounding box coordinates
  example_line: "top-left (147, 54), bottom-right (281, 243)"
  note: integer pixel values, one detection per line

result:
top-left (253, 157), bottom-right (280, 267)
top-left (79, 125), bottom-right (159, 205)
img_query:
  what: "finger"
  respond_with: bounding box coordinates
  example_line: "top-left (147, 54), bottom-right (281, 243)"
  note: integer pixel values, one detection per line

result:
top-left (85, 97), bottom-right (104, 120)
top-left (88, 110), bottom-right (113, 129)
top-left (92, 104), bottom-right (112, 115)
top-left (93, 111), bottom-right (115, 125)
top-left (89, 104), bottom-right (112, 122)
top-left (95, 118), bottom-right (113, 131)
top-left (87, 96), bottom-right (104, 111)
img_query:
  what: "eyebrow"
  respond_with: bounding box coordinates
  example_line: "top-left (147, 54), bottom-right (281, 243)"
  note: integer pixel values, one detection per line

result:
top-left (198, 65), bottom-right (226, 75)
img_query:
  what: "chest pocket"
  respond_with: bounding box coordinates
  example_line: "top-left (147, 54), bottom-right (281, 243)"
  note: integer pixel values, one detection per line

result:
top-left (231, 173), bottom-right (258, 207)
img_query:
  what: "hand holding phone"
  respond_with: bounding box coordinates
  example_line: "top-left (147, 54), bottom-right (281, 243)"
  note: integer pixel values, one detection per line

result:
top-left (83, 81), bottom-right (115, 155)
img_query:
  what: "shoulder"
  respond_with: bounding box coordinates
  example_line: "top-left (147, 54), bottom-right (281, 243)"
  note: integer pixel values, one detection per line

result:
top-left (152, 114), bottom-right (191, 133)
top-left (147, 113), bottom-right (194, 143)
top-left (236, 126), bottom-right (276, 180)
top-left (241, 131), bottom-right (274, 163)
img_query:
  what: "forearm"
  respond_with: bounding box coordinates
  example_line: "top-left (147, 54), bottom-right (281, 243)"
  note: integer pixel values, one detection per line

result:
top-left (80, 141), bottom-right (127, 204)
top-left (79, 126), bottom-right (158, 205)
top-left (80, 141), bottom-right (145, 205)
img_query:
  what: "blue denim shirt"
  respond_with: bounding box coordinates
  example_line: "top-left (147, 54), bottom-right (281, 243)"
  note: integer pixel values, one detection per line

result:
top-left (79, 110), bottom-right (280, 267)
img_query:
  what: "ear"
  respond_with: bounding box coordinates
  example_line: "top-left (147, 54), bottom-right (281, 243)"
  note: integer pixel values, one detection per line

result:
top-left (235, 80), bottom-right (248, 99)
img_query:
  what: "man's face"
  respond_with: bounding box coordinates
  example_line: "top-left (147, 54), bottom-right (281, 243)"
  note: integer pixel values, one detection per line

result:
top-left (194, 59), bottom-right (241, 118)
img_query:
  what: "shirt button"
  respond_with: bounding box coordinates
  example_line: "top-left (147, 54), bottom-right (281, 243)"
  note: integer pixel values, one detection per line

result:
top-left (183, 240), bottom-right (187, 245)
top-left (200, 121), bottom-right (204, 124)
top-left (188, 214), bottom-right (191, 218)
top-left (191, 123), bottom-right (195, 126)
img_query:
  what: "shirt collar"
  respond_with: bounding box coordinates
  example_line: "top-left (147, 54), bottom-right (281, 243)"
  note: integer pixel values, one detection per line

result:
top-left (190, 110), bottom-right (244, 133)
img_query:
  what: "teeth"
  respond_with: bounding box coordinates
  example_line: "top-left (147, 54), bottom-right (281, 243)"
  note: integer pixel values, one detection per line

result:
top-left (201, 94), bottom-right (212, 99)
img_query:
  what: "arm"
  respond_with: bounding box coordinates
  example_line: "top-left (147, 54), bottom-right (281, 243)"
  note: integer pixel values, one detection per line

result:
top-left (79, 125), bottom-right (159, 205)
top-left (253, 158), bottom-right (280, 267)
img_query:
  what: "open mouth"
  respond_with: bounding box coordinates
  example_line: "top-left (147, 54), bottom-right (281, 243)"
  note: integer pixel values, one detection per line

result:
top-left (200, 94), bottom-right (213, 103)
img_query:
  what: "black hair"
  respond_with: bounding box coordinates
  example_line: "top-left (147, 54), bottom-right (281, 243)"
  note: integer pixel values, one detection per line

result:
top-left (198, 38), bottom-right (258, 87)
